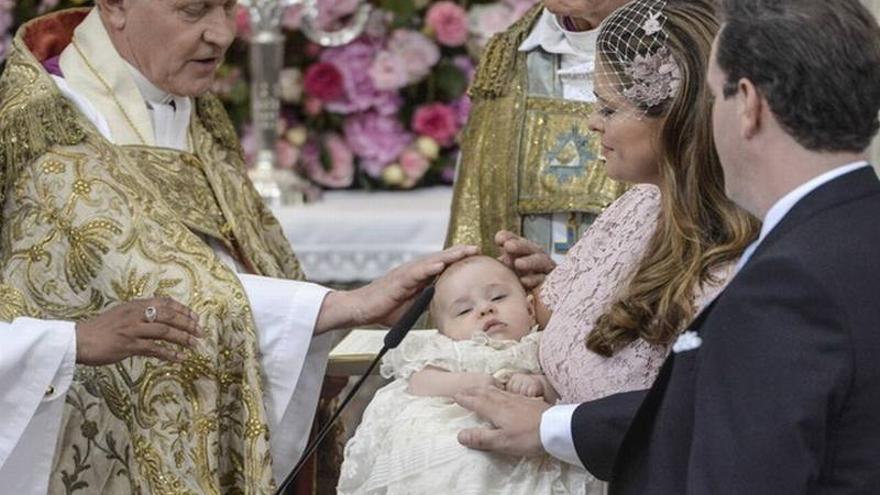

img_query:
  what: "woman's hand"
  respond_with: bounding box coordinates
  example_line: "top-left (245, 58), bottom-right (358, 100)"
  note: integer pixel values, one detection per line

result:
top-left (75, 297), bottom-right (202, 366)
top-left (495, 231), bottom-right (556, 290)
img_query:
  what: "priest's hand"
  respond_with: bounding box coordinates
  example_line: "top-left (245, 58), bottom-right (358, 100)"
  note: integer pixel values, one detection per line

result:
top-left (495, 230), bottom-right (556, 290)
top-left (455, 386), bottom-right (550, 458)
top-left (315, 244), bottom-right (478, 333)
top-left (75, 298), bottom-right (202, 366)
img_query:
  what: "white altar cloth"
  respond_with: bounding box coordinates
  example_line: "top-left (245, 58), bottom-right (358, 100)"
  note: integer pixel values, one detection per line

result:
top-left (272, 187), bottom-right (453, 283)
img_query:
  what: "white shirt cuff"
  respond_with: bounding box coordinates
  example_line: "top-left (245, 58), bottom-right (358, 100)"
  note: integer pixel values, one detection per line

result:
top-left (540, 403), bottom-right (584, 468)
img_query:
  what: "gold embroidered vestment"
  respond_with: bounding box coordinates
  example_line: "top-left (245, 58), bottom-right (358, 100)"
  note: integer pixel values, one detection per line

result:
top-left (447, 5), bottom-right (626, 256)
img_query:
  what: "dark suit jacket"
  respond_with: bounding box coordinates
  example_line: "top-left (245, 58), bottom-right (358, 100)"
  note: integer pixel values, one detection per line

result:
top-left (575, 167), bottom-right (880, 494)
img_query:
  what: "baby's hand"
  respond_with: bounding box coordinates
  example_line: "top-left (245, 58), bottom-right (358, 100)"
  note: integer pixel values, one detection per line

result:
top-left (505, 373), bottom-right (545, 398)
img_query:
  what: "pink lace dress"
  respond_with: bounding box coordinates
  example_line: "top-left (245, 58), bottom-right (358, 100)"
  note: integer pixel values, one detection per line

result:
top-left (539, 184), bottom-right (734, 404)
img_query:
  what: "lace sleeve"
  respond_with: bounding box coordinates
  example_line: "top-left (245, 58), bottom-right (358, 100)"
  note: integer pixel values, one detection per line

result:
top-left (541, 184), bottom-right (661, 312)
top-left (379, 332), bottom-right (463, 380)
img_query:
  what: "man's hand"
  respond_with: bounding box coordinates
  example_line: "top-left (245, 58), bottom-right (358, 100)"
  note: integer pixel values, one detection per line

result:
top-left (455, 386), bottom-right (550, 457)
top-left (75, 297), bottom-right (202, 366)
top-left (495, 230), bottom-right (555, 290)
top-left (315, 244), bottom-right (478, 333)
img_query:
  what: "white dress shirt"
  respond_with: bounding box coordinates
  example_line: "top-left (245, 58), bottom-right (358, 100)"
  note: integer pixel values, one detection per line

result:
top-left (539, 160), bottom-right (872, 471)
top-left (519, 8), bottom-right (599, 103)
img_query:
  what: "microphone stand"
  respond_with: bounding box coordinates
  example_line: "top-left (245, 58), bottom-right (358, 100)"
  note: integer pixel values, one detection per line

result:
top-left (274, 285), bottom-right (436, 495)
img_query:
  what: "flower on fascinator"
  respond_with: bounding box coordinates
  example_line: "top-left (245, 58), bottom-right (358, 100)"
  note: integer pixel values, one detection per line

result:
top-left (623, 47), bottom-right (681, 108)
top-left (642, 11), bottom-right (663, 36)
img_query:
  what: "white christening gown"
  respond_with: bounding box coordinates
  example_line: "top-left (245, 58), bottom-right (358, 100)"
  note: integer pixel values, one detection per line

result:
top-left (337, 330), bottom-right (592, 495)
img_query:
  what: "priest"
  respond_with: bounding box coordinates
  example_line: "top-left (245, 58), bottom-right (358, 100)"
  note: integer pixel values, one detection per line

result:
top-left (0, 1), bottom-right (475, 493)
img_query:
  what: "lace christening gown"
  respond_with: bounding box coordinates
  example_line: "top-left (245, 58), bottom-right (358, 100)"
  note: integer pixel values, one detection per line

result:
top-left (338, 331), bottom-right (591, 495)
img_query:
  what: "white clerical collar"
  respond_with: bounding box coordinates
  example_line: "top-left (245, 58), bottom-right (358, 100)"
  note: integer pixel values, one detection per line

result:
top-left (124, 61), bottom-right (193, 151)
top-left (125, 62), bottom-right (173, 106)
top-left (734, 160), bottom-right (869, 272)
top-left (519, 8), bottom-right (598, 58)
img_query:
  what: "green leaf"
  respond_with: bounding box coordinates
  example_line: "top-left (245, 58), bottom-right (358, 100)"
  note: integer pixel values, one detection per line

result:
top-left (432, 61), bottom-right (469, 101)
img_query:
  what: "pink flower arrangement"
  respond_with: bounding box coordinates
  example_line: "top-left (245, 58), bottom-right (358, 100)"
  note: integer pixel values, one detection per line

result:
top-left (425, 2), bottom-right (470, 47)
top-left (412, 103), bottom-right (459, 146)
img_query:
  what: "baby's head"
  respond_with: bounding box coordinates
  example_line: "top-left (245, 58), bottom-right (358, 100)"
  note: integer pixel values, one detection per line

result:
top-left (431, 256), bottom-right (535, 341)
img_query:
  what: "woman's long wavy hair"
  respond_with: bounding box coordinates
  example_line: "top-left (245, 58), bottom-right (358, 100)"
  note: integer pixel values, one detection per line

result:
top-left (587, 0), bottom-right (760, 357)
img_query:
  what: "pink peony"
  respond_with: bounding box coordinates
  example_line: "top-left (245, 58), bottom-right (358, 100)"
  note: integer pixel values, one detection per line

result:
top-left (301, 133), bottom-right (355, 188)
top-left (452, 54), bottom-right (476, 84)
top-left (450, 95), bottom-right (473, 127)
top-left (387, 30), bottom-right (441, 84)
top-left (411, 103), bottom-right (459, 146)
top-left (425, 2), bottom-right (469, 47)
top-left (303, 62), bottom-right (345, 101)
top-left (368, 51), bottom-right (409, 91)
top-left (504, 0), bottom-right (541, 21)
top-left (399, 149), bottom-right (431, 187)
top-left (321, 40), bottom-right (402, 115)
top-left (468, 3), bottom-right (516, 48)
top-left (315, 0), bottom-right (361, 30)
top-left (344, 112), bottom-right (413, 177)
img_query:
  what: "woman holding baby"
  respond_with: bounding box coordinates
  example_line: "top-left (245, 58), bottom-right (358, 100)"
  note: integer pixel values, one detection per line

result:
top-left (338, 0), bottom-right (758, 493)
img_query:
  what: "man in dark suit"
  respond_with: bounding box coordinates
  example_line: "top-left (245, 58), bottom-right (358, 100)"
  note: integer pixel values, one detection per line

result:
top-left (609, 0), bottom-right (880, 492)
top-left (456, 1), bottom-right (880, 493)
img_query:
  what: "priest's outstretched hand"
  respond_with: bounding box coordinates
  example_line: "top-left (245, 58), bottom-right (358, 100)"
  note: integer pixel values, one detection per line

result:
top-left (455, 385), bottom-right (550, 457)
top-left (314, 244), bottom-right (478, 333)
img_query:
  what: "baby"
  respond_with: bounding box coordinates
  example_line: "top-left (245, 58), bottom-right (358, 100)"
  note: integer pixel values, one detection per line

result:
top-left (337, 256), bottom-right (589, 495)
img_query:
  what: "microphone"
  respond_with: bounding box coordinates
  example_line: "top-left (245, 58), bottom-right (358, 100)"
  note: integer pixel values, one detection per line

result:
top-left (274, 285), bottom-right (435, 495)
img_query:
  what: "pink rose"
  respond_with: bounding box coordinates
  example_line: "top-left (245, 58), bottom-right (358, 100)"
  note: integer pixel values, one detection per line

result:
top-left (240, 125), bottom-right (299, 170)
top-left (276, 139), bottom-right (300, 170)
top-left (303, 62), bottom-right (345, 101)
top-left (412, 103), bottom-right (459, 146)
top-left (235, 6), bottom-right (252, 41)
top-left (425, 1), bottom-right (469, 47)
top-left (301, 134), bottom-right (355, 188)
top-left (304, 96), bottom-right (324, 116)
top-left (399, 149), bottom-right (431, 187)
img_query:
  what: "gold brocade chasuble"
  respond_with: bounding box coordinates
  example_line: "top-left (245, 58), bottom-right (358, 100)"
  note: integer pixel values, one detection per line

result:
top-left (0, 10), bottom-right (304, 494)
top-left (446, 5), bottom-right (626, 257)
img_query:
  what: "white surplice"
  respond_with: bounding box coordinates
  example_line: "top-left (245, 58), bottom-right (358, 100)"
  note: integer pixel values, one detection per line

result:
top-left (0, 319), bottom-right (76, 495)
top-left (0, 10), bottom-right (335, 492)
